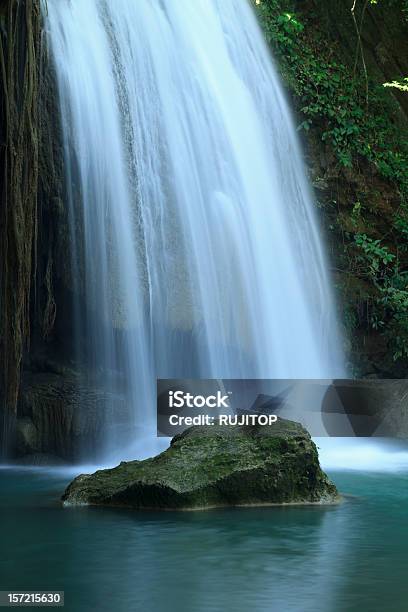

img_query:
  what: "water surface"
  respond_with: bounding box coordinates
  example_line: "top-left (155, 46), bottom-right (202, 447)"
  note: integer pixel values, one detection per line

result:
top-left (1, 468), bottom-right (407, 612)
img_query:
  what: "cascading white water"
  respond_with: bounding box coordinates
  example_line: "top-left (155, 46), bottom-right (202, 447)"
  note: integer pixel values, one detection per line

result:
top-left (317, 438), bottom-right (408, 472)
top-left (44, 0), bottom-right (345, 459)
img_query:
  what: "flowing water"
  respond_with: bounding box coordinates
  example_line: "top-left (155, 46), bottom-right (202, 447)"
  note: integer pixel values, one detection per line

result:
top-left (43, 0), bottom-right (345, 458)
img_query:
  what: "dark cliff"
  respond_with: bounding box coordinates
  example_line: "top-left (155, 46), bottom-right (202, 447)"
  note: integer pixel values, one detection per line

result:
top-left (0, 0), bottom-right (67, 454)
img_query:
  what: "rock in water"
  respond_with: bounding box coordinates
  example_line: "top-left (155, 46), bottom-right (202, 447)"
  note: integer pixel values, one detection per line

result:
top-left (62, 420), bottom-right (339, 510)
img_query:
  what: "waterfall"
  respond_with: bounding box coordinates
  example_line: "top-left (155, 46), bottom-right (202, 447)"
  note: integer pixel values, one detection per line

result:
top-left (43, 0), bottom-right (345, 459)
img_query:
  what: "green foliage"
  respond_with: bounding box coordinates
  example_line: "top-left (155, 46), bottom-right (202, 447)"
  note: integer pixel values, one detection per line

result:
top-left (354, 233), bottom-right (395, 273)
top-left (380, 282), bottom-right (408, 359)
top-left (255, 0), bottom-right (408, 184)
top-left (344, 232), bottom-right (408, 360)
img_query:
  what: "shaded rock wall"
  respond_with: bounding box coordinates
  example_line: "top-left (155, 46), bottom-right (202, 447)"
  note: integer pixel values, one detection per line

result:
top-left (309, 0), bottom-right (408, 122)
top-left (0, 0), bottom-right (69, 455)
top-left (0, 0), bottom-right (41, 453)
top-left (16, 372), bottom-right (128, 461)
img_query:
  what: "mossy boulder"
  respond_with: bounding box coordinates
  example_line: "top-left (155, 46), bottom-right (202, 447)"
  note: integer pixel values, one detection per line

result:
top-left (62, 419), bottom-right (339, 510)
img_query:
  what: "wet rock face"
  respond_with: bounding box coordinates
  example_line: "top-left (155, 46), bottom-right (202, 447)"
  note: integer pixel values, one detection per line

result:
top-left (62, 419), bottom-right (340, 510)
top-left (15, 372), bottom-right (129, 461)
